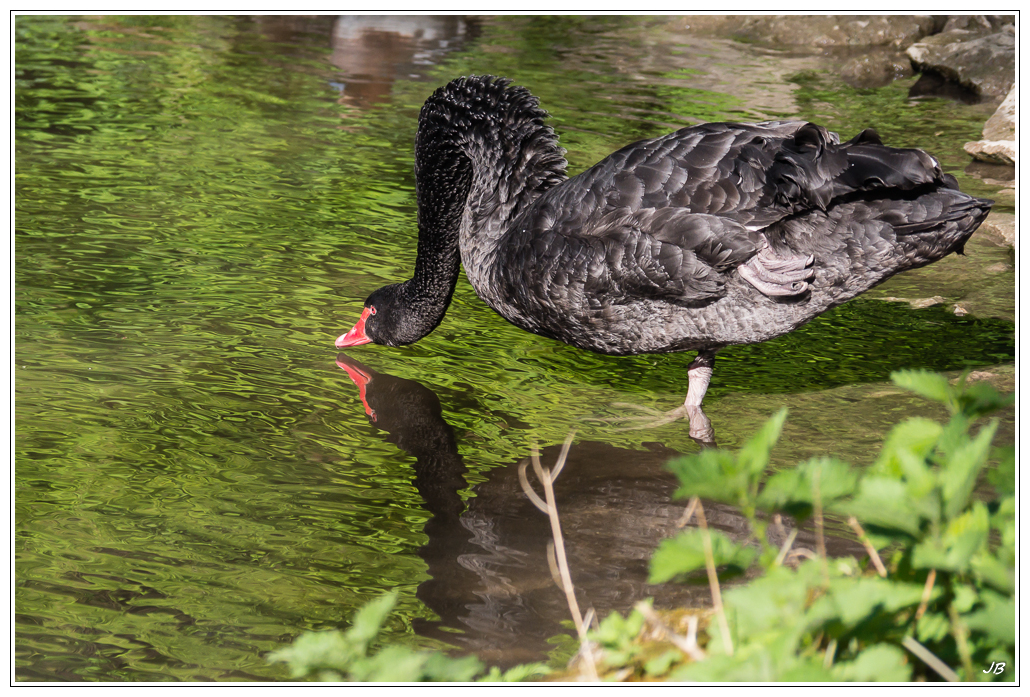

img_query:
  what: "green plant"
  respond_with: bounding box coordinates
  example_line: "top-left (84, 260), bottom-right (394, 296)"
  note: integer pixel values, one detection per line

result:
top-left (269, 370), bottom-right (1012, 683)
top-left (653, 370), bottom-right (1014, 681)
top-left (267, 592), bottom-right (549, 682)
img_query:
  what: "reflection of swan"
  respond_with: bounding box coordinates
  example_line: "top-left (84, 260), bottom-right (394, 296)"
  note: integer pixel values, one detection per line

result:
top-left (337, 75), bottom-right (991, 442)
top-left (329, 16), bottom-right (469, 108)
top-left (334, 354), bottom-right (863, 667)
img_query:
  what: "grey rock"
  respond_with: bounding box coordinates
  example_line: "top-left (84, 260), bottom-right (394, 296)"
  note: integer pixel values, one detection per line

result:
top-left (942, 15), bottom-right (1014, 33)
top-left (982, 87), bottom-right (1016, 141)
top-left (729, 14), bottom-right (940, 47)
top-left (975, 212), bottom-right (1016, 248)
top-left (964, 87), bottom-right (1015, 164)
top-left (906, 30), bottom-right (1015, 101)
top-left (840, 49), bottom-right (914, 88)
top-left (964, 160), bottom-right (1015, 187)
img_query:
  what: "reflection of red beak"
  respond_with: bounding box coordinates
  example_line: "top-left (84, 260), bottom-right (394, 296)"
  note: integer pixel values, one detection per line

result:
top-left (336, 354), bottom-right (376, 421)
top-left (336, 307), bottom-right (373, 348)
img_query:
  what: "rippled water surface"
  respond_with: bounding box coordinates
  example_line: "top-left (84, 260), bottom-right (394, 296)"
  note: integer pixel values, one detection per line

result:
top-left (16, 15), bottom-right (1014, 681)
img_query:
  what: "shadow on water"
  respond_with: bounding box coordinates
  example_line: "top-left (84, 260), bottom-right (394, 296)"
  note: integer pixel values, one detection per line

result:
top-left (334, 353), bottom-right (864, 668)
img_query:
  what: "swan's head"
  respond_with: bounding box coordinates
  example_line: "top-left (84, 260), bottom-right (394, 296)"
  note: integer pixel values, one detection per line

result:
top-left (336, 283), bottom-right (442, 349)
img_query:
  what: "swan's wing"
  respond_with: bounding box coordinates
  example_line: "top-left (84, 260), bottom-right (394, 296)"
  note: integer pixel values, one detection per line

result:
top-left (510, 209), bottom-right (761, 307)
top-left (546, 120), bottom-right (947, 234)
top-left (557, 121), bottom-right (806, 231)
top-left (587, 209), bottom-right (758, 303)
top-left (511, 120), bottom-right (953, 308)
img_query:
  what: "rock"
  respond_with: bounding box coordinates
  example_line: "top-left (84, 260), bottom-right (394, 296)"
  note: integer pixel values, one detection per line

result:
top-left (975, 212), bottom-right (1016, 248)
top-left (840, 49), bottom-right (914, 88)
top-left (906, 28), bottom-right (1015, 101)
top-left (879, 295), bottom-right (945, 309)
top-left (964, 160), bottom-right (1015, 187)
top-left (731, 15), bottom-right (941, 48)
top-left (964, 87), bottom-right (1016, 164)
top-left (942, 15), bottom-right (1013, 33)
top-left (982, 87), bottom-right (1016, 141)
top-left (964, 141), bottom-right (1016, 165)
top-left (992, 189), bottom-right (1016, 206)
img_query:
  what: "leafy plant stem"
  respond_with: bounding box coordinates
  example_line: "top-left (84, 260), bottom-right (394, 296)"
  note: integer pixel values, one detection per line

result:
top-left (823, 638), bottom-right (837, 670)
top-left (847, 516), bottom-right (887, 577)
top-left (520, 433), bottom-right (599, 681)
top-left (947, 602), bottom-right (976, 681)
top-left (694, 498), bottom-right (734, 656)
top-left (812, 466), bottom-right (829, 586)
top-left (774, 526), bottom-right (799, 567)
top-left (676, 497), bottom-right (699, 528)
top-left (901, 636), bottom-right (959, 682)
top-left (915, 569), bottom-right (936, 621)
top-left (634, 601), bottom-right (707, 662)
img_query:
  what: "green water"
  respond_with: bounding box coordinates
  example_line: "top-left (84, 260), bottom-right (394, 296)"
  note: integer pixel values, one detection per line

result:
top-left (15, 15), bottom-right (1014, 681)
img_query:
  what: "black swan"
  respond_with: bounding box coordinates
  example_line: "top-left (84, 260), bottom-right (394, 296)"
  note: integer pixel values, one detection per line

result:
top-left (338, 75), bottom-right (992, 435)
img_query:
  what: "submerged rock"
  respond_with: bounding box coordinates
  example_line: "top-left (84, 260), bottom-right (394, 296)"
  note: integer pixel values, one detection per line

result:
top-left (976, 212), bottom-right (1016, 248)
top-left (839, 48), bottom-right (914, 88)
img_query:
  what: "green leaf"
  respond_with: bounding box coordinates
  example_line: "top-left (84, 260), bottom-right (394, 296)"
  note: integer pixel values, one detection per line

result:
top-left (970, 551), bottom-right (1015, 595)
top-left (777, 659), bottom-right (837, 682)
top-left (649, 529), bottom-right (756, 583)
top-left (891, 370), bottom-right (955, 409)
top-left (935, 412), bottom-right (972, 461)
top-left (940, 421), bottom-right (998, 520)
top-left (421, 652), bottom-right (485, 682)
top-left (988, 446), bottom-right (1015, 497)
top-left (643, 649), bottom-right (682, 677)
top-left (720, 562), bottom-right (824, 639)
top-left (667, 448), bottom-right (742, 503)
top-left (912, 503), bottom-right (990, 572)
top-left (346, 591), bottom-right (398, 647)
top-left (952, 583), bottom-right (978, 614)
top-left (832, 644), bottom-right (911, 682)
top-left (349, 645), bottom-right (430, 682)
top-left (807, 577), bottom-right (934, 628)
top-left (592, 605), bottom-right (646, 652)
top-left (832, 476), bottom-right (922, 537)
top-left (963, 591), bottom-right (1015, 645)
top-left (871, 417), bottom-right (942, 482)
top-left (738, 408), bottom-right (788, 477)
top-left (757, 457), bottom-right (857, 517)
top-left (943, 415), bottom-right (997, 518)
top-left (956, 380), bottom-right (1013, 418)
top-left (916, 612), bottom-right (950, 644)
top-left (478, 663), bottom-right (551, 682)
top-left (673, 646), bottom-right (833, 682)
top-left (267, 630), bottom-right (354, 679)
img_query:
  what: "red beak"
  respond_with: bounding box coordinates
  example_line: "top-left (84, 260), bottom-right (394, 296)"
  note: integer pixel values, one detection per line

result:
top-left (336, 307), bottom-right (373, 348)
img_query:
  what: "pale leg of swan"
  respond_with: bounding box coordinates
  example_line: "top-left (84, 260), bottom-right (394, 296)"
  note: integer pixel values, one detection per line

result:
top-left (598, 349), bottom-right (717, 445)
top-left (683, 350), bottom-right (716, 443)
top-left (684, 351), bottom-right (715, 406)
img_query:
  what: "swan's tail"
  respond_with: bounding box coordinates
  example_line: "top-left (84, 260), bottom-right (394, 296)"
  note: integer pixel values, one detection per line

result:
top-left (764, 123), bottom-right (957, 214)
top-left (888, 188), bottom-right (993, 264)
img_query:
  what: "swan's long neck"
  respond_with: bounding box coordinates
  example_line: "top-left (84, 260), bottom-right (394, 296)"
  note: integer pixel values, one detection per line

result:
top-left (411, 76), bottom-right (568, 303)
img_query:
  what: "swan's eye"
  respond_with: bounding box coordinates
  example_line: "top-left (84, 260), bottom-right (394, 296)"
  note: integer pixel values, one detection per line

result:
top-left (369, 306), bottom-right (377, 315)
